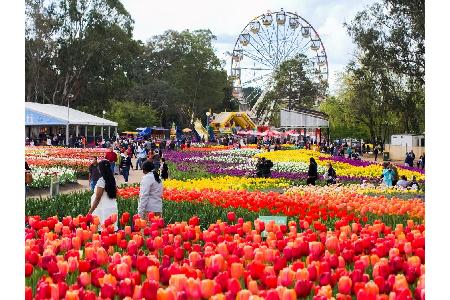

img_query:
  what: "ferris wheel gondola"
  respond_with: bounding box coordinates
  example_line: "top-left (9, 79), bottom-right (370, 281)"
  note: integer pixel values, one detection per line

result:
top-left (230, 9), bottom-right (329, 124)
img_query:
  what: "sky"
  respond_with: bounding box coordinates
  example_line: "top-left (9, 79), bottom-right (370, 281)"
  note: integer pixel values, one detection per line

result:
top-left (121, 0), bottom-right (374, 94)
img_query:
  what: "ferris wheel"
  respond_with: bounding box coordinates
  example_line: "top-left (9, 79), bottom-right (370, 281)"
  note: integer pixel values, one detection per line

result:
top-left (230, 9), bottom-right (328, 124)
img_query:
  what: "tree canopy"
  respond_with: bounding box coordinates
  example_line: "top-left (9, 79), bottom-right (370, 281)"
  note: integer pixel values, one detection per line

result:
top-left (320, 0), bottom-right (424, 142)
top-left (25, 1), bottom-right (234, 128)
top-left (106, 100), bottom-right (157, 132)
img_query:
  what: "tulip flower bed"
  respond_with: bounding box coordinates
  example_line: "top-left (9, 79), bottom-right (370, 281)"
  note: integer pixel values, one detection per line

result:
top-left (26, 147), bottom-right (108, 174)
top-left (28, 167), bottom-right (77, 189)
top-left (286, 184), bottom-right (424, 200)
top-left (162, 176), bottom-right (291, 192)
top-left (163, 149), bottom-right (421, 185)
top-left (255, 150), bottom-right (425, 182)
top-left (116, 187), bottom-right (424, 223)
top-left (25, 210), bottom-right (425, 300)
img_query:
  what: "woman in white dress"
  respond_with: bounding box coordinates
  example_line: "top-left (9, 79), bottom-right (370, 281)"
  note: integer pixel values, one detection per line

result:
top-left (138, 160), bottom-right (163, 220)
top-left (88, 160), bottom-right (118, 231)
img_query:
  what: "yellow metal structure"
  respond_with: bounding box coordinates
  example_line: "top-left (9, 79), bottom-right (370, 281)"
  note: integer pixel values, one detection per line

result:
top-left (194, 118), bottom-right (208, 141)
top-left (209, 112), bottom-right (256, 133)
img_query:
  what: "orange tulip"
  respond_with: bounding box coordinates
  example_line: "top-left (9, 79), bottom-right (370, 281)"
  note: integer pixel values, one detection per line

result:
top-left (338, 276), bottom-right (352, 295)
top-left (217, 242), bottom-right (229, 257)
top-left (393, 275), bottom-right (409, 292)
top-left (169, 274), bottom-right (188, 292)
top-left (157, 288), bottom-right (175, 300)
top-left (295, 268), bottom-right (309, 281)
top-left (147, 266), bottom-right (160, 281)
top-left (132, 285), bottom-right (142, 299)
top-left (243, 245), bottom-right (253, 260)
top-left (231, 262), bottom-right (244, 279)
top-left (65, 290), bottom-right (79, 300)
top-left (236, 290), bottom-right (252, 300)
top-left (408, 256), bottom-right (421, 268)
top-left (79, 272), bottom-right (91, 287)
top-left (281, 288), bottom-right (297, 300)
top-left (211, 254), bottom-right (225, 272)
top-left (57, 261), bottom-right (69, 276)
top-left (153, 236), bottom-right (163, 249)
top-left (325, 236), bottom-right (339, 253)
top-left (200, 279), bottom-right (215, 299)
top-left (248, 280), bottom-right (259, 294)
top-left (71, 236), bottom-right (81, 250)
top-left (365, 280), bottom-right (379, 296)
top-left (96, 247), bottom-right (109, 266)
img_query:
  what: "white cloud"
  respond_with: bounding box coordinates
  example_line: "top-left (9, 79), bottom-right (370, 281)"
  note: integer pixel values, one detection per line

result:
top-left (121, 0), bottom-right (375, 94)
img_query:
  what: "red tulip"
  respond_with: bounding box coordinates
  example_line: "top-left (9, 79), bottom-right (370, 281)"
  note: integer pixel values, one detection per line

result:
top-left (142, 280), bottom-right (159, 300)
top-left (25, 286), bottom-right (32, 300)
top-left (224, 211), bottom-right (235, 222)
top-left (228, 278), bottom-right (241, 295)
top-left (91, 268), bottom-right (106, 287)
top-left (118, 278), bottom-right (134, 298)
top-left (319, 272), bottom-right (331, 286)
top-left (307, 265), bottom-right (317, 281)
top-left (264, 274), bottom-right (278, 289)
top-left (294, 280), bottom-right (312, 298)
top-left (25, 263), bottom-right (33, 277)
top-left (101, 283), bottom-right (116, 299)
top-left (266, 289), bottom-right (281, 300)
top-left (338, 276), bottom-right (352, 294)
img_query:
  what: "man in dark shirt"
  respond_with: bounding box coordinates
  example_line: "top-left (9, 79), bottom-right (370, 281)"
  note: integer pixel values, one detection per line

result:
top-left (88, 157), bottom-right (101, 191)
top-left (120, 152), bottom-right (133, 183)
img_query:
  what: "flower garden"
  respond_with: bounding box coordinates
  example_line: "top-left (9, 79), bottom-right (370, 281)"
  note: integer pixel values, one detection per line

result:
top-left (25, 146), bottom-right (425, 299)
top-left (26, 147), bottom-right (108, 189)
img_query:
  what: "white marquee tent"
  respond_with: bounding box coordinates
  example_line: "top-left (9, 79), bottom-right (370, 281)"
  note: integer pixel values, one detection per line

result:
top-left (25, 102), bottom-right (118, 143)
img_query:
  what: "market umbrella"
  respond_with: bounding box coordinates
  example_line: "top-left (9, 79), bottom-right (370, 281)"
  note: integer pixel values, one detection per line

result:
top-left (271, 130), bottom-right (282, 136)
top-left (285, 129), bottom-right (297, 135)
top-left (182, 128), bottom-right (192, 133)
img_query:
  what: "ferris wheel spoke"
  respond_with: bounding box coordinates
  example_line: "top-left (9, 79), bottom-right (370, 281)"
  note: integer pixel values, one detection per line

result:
top-left (245, 40), bottom-right (275, 68)
top-left (260, 24), bottom-right (275, 58)
top-left (239, 67), bottom-right (273, 71)
top-left (253, 28), bottom-right (274, 61)
top-left (242, 73), bottom-right (272, 87)
top-left (278, 25), bottom-right (298, 63)
top-left (242, 51), bottom-right (273, 69)
top-left (249, 33), bottom-right (274, 62)
top-left (280, 28), bottom-right (305, 60)
top-left (277, 20), bottom-right (290, 60)
top-left (282, 37), bottom-right (311, 64)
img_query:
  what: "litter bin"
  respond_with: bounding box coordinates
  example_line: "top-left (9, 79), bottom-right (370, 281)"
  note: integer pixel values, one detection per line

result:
top-left (50, 173), bottom-right (60, 197)
top-left (383, 152), bottom-right (390, 161)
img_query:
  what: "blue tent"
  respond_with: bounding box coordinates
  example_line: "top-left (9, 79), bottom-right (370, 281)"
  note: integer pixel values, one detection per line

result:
top-left (138, 127), bottom-right (152, 136)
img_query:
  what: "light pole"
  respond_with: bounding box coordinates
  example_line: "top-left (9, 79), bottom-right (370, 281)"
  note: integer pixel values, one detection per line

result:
top-left (101, 110), bottom-right (106, 141)
top-left (65, 94), bottom-right (74, 146)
